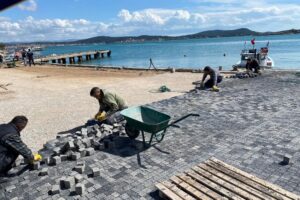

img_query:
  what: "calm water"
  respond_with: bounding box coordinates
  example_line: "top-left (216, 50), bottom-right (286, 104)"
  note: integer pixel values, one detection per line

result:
top-left (41, 34), bottom-right (300, 70)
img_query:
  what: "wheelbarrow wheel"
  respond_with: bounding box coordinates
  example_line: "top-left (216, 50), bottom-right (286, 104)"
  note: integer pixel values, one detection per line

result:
top-left (154, 130), bottom-right (166, 142)
top-left (125, 124), bottom-right (140, 139)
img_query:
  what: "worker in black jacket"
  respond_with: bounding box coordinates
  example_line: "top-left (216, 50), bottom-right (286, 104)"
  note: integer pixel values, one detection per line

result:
top-left (0, 116), bottom-right (41, 176)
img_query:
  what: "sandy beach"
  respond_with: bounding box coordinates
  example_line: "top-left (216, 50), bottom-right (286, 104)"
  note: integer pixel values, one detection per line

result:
top-left (0, 64), bottom-right (203, 152)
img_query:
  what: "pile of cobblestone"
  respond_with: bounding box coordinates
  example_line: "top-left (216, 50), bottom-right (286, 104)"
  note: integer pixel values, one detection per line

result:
top-left (12, 123), bottom-right (126, 197)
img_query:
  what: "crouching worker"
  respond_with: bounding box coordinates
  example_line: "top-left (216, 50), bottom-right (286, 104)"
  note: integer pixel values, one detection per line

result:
top-left (0, 116), bottom-right (42, 176)
top-left (246, 58), bottom-right (261, 74)
top-left (90, 87), bottom-right (127, 125)
top-left (200, 66), bottom-right (223, 92)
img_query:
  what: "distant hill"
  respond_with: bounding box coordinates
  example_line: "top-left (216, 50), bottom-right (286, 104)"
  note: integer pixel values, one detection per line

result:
top-left (74, 28), bottom-right (300, 44)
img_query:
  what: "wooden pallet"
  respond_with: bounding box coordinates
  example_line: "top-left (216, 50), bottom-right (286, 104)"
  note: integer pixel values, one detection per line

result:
top-left (156, 158), bottom-right (300, 200)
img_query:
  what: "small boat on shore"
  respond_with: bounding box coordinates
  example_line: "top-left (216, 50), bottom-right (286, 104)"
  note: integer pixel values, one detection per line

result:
top-left (233, 40), bottom-right (274, 70)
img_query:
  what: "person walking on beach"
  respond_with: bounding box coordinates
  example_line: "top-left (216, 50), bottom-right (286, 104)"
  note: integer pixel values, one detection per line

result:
top-left (0, 116), bottom-right (42, 177)
top-left (90, 87), bottom-right (127, 125)
top-left (21, 49), bottom-right (27, 66)
top-left (200, 66), bottom-right (223, 91)
top-left (27, 49), bottom-right (35, 67)
top-left (246, 58), bottom-right (260, 74)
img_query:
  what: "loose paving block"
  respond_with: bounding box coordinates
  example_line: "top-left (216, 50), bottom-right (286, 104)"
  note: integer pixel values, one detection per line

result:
top-left (63, 141), bottom-right (75, 152)
top-left (82, 138), bottom-right (91, 148)
top-left (71, 152), bottom-right (81, 161)
top-left (282, 155), bottom-right (291, 165)
top-left (75, 183), bottom-right (85, 195)
top-left (51, 185), bottom-right (60, 195)
top-left (60, 154), bottom-right (68, 161)
top-left (39, 168), bottom-right (48, 176)
top-left (75, 174), bottom-right (84, 183)
top-left (32, 161), bottom-right (40, 170)
top-left (78, 148), bottom-right (86, 157)
top-left (53, 147), bottom-right (61, 155)
top-left (62, 177), bottom-right (75, 189)
top-left (52, 156), bottom-right (61, 165)
top-left (74, 165), bottom-right (85, 174)
top-left (86, 147), bottom-right (95, 156)
top-left (92, 167), bottom-right (100, 177)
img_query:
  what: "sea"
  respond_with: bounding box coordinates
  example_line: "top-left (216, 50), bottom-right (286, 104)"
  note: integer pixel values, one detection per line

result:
top-left (41, 34), bottom-right (300, 70)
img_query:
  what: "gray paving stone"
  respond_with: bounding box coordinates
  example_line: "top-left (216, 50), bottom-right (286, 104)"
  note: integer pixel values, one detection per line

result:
top-left (1, 72), bottom-right (300, 199)
top-left (50, 185), bottom-right (60, 195)
top-left (38, 168), bottom-right (48, 176)
top-left (52, 156), bottom-right (61, 165)
top-left (92, 167), bottom-right (100, 177)
top-left (75, 183), bottom-right (85, 195)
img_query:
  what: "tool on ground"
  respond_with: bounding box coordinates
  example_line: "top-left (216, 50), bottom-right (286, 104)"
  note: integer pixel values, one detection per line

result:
top-left (159, 85), bottom-right (171, 93)
top-left (121, 106), bottom-right (199, 147)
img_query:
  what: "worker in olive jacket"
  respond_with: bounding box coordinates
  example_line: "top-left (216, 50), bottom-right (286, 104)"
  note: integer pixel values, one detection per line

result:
top-left (90, 87), bottom-right (127, 125)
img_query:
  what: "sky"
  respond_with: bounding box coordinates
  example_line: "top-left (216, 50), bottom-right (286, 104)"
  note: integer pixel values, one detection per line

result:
top-left (1, 0), bottom-right (300, 42)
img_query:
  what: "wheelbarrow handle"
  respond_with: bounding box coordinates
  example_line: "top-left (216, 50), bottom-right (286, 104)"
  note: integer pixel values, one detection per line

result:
top-left (167, 113), bottom-right (200, 128)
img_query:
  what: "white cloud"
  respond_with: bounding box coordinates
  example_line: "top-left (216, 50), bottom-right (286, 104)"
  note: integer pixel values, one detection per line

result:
top-left (18, 0), bottom-right (37, 11)
top-left (1, 1), bottom-right (300, 42)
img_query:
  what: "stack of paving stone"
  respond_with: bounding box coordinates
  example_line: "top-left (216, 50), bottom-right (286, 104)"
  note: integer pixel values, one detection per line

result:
top-left (227, 72), bottom-right (258, 79)
top-left (38, 123), bottom-right (126, 167)
top-left (7, 123), bottom-right (126, 196)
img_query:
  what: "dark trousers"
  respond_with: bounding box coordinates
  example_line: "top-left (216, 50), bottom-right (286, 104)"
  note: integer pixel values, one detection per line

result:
top-left (28, 58), bottom-right (35, 66)
top-left (0, 153), bottom-right (17, 175)
top-left (204, 76), bottom-right (223, 88)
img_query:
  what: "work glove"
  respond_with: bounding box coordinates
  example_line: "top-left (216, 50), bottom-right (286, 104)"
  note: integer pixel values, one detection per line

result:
top-left (95, 111), bottom-right (106, 121)
top-left (34, 154), bottom-right (42, 162)
top-left (29, 153), bottom-right (42, 164)
top-left (212, 85), bottom-right (220, 92)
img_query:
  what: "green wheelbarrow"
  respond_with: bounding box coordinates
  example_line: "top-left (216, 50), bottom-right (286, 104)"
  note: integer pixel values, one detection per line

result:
top-left (120, 106), bottom-right (199, 146)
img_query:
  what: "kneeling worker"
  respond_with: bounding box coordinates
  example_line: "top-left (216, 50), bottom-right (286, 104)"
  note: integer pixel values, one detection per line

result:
top-left (200, 66), bottom-right (223, 91)
top-left (0, 116), bottom-right (42, 176)
top-left (90, 87), bottom-right (127, 125)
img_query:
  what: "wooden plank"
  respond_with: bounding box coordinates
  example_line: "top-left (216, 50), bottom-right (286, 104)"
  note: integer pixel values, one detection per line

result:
top-left (170, 176), bottom-right (213, 200)
top-left (156, 182), bottom-right (184, 200)
top-left (206, 161), bottom-right (291, 200)
top-left (198, 163), bottom-right (274, 200)
top-left (178, 174), bottom-right (229, 200)
top-left (186, 170), bottom-right (245, 200)
top-left (192, 166), bottom-right (262, 200)
top-left (162, 181), bottom-right (197, 200)
top-left (210, 158), bottom-right (300, 200)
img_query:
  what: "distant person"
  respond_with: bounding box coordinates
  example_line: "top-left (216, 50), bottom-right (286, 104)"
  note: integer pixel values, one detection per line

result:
top-left (0, 116), bottom-right (42, 176)
top-left (21, 49), bottom-right (27, 66)
top-left (90, 87), bottom-right (127, 125)
top-left (27, 49), bottom-right (35, 67)
top-left (0, 54), bottom-right (3, 63)
top-left (200, 66), bottom-right (223, 91)
top-left (246, 58), bottom-right (260, 74)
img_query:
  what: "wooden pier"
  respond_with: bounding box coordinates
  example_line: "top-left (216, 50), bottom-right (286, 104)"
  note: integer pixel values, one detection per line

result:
top-left (35, 50), bottom-right (111, 64)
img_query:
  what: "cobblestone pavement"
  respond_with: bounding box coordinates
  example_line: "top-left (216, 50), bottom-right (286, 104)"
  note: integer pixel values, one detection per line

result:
top-left (1, 71), bottom-right (300, 199)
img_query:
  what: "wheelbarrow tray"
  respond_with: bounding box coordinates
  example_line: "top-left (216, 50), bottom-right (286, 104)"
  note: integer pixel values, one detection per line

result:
top-left (121, 106), bottom-right (171, 133)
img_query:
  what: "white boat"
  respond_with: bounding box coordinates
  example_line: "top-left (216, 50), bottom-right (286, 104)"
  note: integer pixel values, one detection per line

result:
top-left (234, 46), bottom-right (274, 69)
top-left (31, 46), bottom-right (43, 51)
